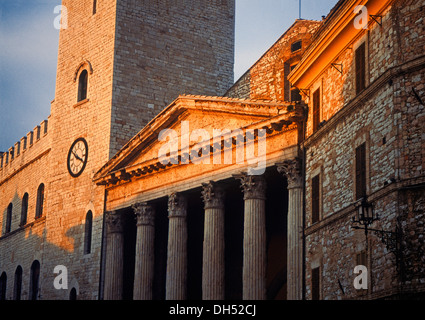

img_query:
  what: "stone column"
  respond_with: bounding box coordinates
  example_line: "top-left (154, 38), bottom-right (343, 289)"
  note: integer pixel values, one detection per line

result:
top-left (104, 211), bottom-right (124, 300)
top-left (132, 202), bottom-right (155, 300)
top-left (201, 182), bottom-right (225, 300)
top-left (234, 173), bottom-right (267, 300)
top-left (277, 158), bottom-right (303, 300)
top-left (166, 193), bottom-right (188, 300)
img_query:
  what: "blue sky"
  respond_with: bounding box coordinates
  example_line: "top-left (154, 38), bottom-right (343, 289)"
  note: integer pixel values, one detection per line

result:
top-left (0, 0), bottom-right (337, 152)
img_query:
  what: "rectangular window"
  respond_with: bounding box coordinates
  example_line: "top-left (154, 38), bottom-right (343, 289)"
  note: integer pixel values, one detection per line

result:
top-left (290, 64), bottom-right (301, 102)
top-left (313, 88), bottom-right (321, 132)
top-left (291, 40), bottom-right (302, 52)
top-left (93, 0), bottom-right (97, 15)
top-left (355, 143), bottom-right (367, 200)
top-left (312, 174), bottom-right (320, 223)
top-left (355, 43), bottom-right (366, 94)
top-left (311, 267), bottom-right (321, 300)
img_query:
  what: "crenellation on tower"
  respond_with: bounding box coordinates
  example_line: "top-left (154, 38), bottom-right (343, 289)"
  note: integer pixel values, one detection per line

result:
top-left (0, 118), bottom-right (50, 178)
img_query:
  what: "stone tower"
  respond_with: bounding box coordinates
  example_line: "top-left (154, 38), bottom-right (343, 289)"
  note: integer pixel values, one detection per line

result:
top-left (42, 0), bottom-right (235, 299)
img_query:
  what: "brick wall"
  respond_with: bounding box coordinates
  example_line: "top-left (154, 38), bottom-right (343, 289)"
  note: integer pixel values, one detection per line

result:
top-left (110, 0), bottom-right (235, 156)
top-left (0, 122), bottom-right (51, 300)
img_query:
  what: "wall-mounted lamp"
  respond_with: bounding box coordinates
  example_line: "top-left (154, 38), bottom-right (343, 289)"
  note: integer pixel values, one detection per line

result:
top-left (351, 196), bottom-right (401, 257)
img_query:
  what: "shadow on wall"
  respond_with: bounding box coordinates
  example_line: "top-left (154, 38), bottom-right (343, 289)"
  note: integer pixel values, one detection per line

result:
top-left (0, 198), bottom-right (104, 300)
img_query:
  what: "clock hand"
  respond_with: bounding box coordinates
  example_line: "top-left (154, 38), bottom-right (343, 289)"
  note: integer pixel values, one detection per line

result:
top-left (72, 151), bottom-right (84, 162)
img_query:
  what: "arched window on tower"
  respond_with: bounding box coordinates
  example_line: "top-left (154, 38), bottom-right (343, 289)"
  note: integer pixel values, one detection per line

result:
top-left (5, 203), bottom-right (13, 234)
top-left (70, 287), bottom-right (77, 300)
top-left (14, 266), bottom-right (23, 300)
top-left (35, 184), bottom-right (45, 219)
top-left (84, 211), bottom-right (93, 254)
top-left (20, 193), bottom-right (29, 226)
top-left (0, 272), bottom-right (7, 300)
top-left (78, 69), bottom-right (88, 102)
top-left (29, 260), bottom-right (40, 300)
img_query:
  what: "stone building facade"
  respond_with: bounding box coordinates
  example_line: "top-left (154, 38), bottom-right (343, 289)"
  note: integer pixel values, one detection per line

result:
top-left (289, 0), bottom-right (425, 299)
top-left (1, 0), bottom-right (424, 301)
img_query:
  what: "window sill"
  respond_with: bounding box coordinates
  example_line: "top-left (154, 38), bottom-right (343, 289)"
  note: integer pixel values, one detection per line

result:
top-left (0, 216), bottom-right (46, 241)
top-left (73, 99), bottom-right (90, 108)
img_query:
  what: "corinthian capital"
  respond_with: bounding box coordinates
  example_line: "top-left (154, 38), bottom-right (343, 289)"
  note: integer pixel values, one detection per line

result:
top-left (168, 193), bottom-right (187, 218)
top-left (105, 211), bottom-right (124, 234)
top-left (132, 202), bottom-right (155, 227)
top-left (276, 158), bottom-right (303, 189)
top-left (201, 181), bottom-right (225, 210)
top-left (234, 172), bottom-right (266, 200)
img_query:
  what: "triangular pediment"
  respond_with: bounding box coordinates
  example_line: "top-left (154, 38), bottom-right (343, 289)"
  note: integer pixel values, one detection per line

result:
top-left (94, 95), bottom-right (302, 185)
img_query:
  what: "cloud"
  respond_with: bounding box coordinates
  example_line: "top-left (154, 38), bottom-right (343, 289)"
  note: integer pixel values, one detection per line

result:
top-left (0, 2), bottom-right (59, 151)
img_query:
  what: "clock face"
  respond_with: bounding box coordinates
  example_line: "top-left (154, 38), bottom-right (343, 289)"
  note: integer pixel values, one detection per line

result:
top-left (67, 138), bottom-right (88, 178)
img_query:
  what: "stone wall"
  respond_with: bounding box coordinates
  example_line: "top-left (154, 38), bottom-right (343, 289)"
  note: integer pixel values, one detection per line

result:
top-left (225, 19), bottom-right (322, 101)
top-left (303, 0), bottom-right (425, 299)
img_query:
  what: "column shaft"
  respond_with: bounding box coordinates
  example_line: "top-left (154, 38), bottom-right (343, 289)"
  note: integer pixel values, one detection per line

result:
top-left (166, 193), bottom-right (188, 300)
top-left (104, 211), bottom-right (124, 300)
top-left (234, 173), bottom-right (267, 300)
top-left (277, 158), bottom-right (304, 300)
top-left (243, 198), bottom-right (266, 300)
top-left (202, 182), bottom-right (225, 300)
top-left (287, 186), bottom-right (303, 300)
top-left (133, 203), bottom-right (155, 300)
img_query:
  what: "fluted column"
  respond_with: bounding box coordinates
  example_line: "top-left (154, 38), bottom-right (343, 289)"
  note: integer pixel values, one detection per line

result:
top-left (277, 158), bottom-right (303, 300)
top-left (234, 173), bottom-right (267, 300)
top-left (132, 203), bottom-right (155, 300)
top-left (104, 211), bottom-right (124, 300)
top-left (201, 182), bottom-right (225, 300)
top-left (166, 193), bottom-right (188, 300)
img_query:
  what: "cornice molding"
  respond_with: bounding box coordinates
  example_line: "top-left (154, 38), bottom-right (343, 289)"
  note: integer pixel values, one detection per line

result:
top-left (289, 0), bottom-right (394, 88)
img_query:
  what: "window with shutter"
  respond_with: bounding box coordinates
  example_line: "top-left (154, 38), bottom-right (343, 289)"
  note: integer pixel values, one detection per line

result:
top-left (289, 64), bottom-right (301, 102)
top-left (355, 143), bottom-right (366, 200)
top-left (313, 88), bottom-right (321, 132)
top-left (312, 175), bottom-right (320, 223)
top-left (355, 43), bottom-right (366, 94)
top-left (312, 267), bottom-right (320, 300)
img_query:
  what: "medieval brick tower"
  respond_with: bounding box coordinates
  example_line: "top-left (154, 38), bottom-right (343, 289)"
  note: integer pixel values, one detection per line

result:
top-left (0, 0), bottom-right (234, 300)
